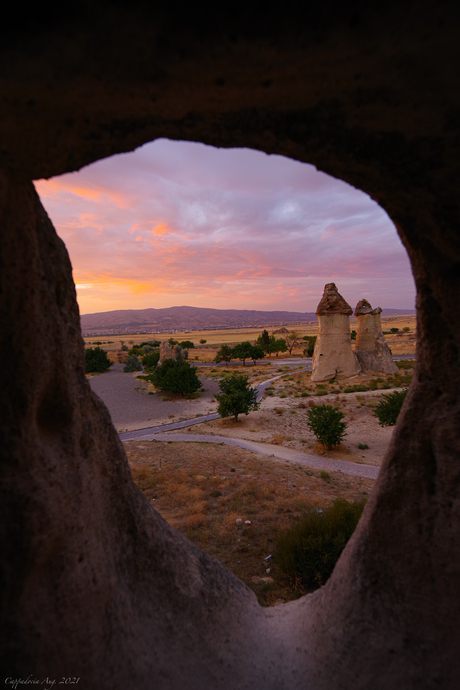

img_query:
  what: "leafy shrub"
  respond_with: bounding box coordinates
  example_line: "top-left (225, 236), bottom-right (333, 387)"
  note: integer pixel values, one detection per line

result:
top-left (350, 330), bottom-right (357, 340)
top-left (142, 351), bottom-right (160, 370)
top-left (151, 359), bottom-right (201, 396)
top-left (390, 327), bottom-right (399, 333)
top-left (121, 344), bottom-right (129, 351)
top-left (357, 443), bottom-right (369, 450)
top-left (276, 498), bottom-right (366, 590)
top-left (215, 373), bottom-right (259, 421)
top-left (307, 404), bottom-right (347, 449)
top-left (302, 335), bottom-right (317, 357)
top-left (85, 347), bottom-right (112, 373)
top-left (373, 389), bottom-right (408, 426)
top-left (199, 339), bottom-right (207, 344)
top-left (320, 470), bottom-right (330, 481)
top-left (179, 340), bottom-right (195, 349)
top-left (124, 355), bottom-right (142, 372)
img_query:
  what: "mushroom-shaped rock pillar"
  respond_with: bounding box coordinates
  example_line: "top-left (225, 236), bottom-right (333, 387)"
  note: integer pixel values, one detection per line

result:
top-left (354, 299), bottom-right (398, 374)
top-left (311, 283), bottom-right (361, 382)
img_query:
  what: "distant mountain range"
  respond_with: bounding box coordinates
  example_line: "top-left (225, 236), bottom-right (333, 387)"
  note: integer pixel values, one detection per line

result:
top-left (80, 305), bottom-right (415, 336)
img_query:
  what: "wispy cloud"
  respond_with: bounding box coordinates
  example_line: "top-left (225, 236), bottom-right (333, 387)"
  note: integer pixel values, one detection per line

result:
top-left (35, 139), bottom-right (415, 314)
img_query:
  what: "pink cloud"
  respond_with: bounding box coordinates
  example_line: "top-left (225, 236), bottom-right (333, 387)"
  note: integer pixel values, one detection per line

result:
top-left (34, 139), bottom-right (415, 314)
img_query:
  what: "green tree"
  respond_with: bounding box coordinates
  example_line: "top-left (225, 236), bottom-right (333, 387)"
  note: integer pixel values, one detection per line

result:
top-left (303, 336), bottom-right (317, 357)
top-left (215, 373), bottom-right (260, 421)
top-left (390, 327), bottom-right (399, 334)
top-left (307, 404), bottom-right (347, 449)
top-left (249, 344), bottom-right (265, 364)
top-left (269, 337), bottom-right (287, 357)
top-left (151, 359), bottom-right (201, 396)
top-left (256, 329), bottom-right (271, 355)
top-left (85, 347), bottom-right (112, 373)
top-left (199, 339), bottom-right (207, 344)
top-left (350, 330), bottom-right (357, 341)
top-left (232, 341), bottom-right (254, 366)
top-left (179, 340), bottom-right (195, 348)
top-left (124, 354), bottom-right (142, 372)
top-left (215, 344), bottom-right (234, 365)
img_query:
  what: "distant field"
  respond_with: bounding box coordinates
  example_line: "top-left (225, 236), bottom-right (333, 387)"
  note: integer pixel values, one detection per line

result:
top-left (84, 313), bottom-right (417, 359)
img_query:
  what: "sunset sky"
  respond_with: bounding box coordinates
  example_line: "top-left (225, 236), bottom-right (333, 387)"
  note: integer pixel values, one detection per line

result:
top-left (34, 138), bottom-right (415, 316)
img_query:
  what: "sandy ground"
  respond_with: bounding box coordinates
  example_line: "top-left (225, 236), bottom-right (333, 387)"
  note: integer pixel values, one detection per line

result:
top-left (90, 362), bottom-right (407, 468)
top-left (193, 388), bottom-right (395, 468)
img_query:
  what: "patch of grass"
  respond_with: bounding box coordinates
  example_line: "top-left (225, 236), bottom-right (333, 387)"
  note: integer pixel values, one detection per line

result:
top-left (320, 470), bottom-right (330, 481)
top-left (126, 441), bottom-right (374, 607)
top-left (357, 443), bottom-right (369, 450)
top-left (343, 384), bottom-right (370, 393)
top-left (396, 359), bottom-right (415, 370)
top-left (315, 390), bottom-right (328, 397)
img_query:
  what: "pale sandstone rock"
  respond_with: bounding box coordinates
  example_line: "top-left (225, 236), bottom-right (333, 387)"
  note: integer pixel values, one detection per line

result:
top-left (311, 283), bottom-right (361, 381)
top-left (354, 299), bottom-right (398, 374)
top-left (158, 340), bottom-right (176, 364)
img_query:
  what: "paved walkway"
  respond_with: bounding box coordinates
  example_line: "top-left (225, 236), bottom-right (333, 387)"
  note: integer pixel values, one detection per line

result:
top-left (111, 356), bottom-right (416, 480)
top-left (123, 430), bottom-right (379, 479)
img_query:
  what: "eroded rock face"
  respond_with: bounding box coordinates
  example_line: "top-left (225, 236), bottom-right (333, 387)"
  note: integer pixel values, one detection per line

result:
top-left (1, 6), bottom-right (460, 689)
top-left (312, 284), bottom-right (361, 381)
top-left (354, 299), bottom-right (398, 374)
top-left (159, 341), bottom-right (176, 364)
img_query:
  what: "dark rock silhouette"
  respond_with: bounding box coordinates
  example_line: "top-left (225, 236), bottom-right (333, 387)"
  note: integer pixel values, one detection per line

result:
top-left (1, 4), bottom-right (460, 688)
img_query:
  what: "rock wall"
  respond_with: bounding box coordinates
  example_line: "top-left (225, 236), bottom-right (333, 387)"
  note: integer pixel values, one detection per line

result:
top-left (311, 283), bottom-right (361, 381)
top-left (354, 299), bottom-right (398, 374)
top-left (1, 4), bottom-right (460, 688)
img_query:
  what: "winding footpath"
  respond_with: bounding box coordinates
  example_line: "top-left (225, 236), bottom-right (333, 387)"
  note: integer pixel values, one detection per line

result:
top-left (119, 366), bottom-right (380, 480)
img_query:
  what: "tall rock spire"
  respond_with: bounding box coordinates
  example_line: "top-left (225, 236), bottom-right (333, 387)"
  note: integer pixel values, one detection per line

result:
top-left (354, 299), bottom-right (398, 374)
top-left (311, 283), bottom-right (361, 382)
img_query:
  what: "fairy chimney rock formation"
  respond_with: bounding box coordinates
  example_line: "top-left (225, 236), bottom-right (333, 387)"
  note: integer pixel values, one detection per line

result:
top-left (311, 283), bottom-right (361, 381)
top-left (354, 299), bottom-right (398, 374)
top-left (159, 341), bottom-right (176, 364)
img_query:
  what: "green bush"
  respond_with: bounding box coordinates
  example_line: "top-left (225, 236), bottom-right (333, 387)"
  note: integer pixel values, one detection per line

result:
top-left (124, 355), bottom-right (142, 372)
top-left (373, 389), bottom-right (408, 426)
top-left (151, 359), bottom-right (201, 396)
top-left (85, 347), bottom-right (112, 373)
top-left (302, 335), bottom-right (317, 357)
top-left (142, 351), bottom-right (160, 370)
top-left (179, 340), bottom-right (195, 349)
top-left (215, 373), bottom-right (259, 421)
top-left (276, 498), bottom-right (366, 590)
top-left (307, 404), bottom-right (347, 448)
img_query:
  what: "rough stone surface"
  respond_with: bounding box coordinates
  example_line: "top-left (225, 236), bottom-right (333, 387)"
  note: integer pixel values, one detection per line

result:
top-left (316, 282), bottom-right (354, 317)
top-left (354, 299), bottom-right (398, 374)
top-left (1, 4), bottom-right (460, 689)
top-left (158, 340), bottom-right (176, 364)
top-left (312, 285), bottom-right (361, 381)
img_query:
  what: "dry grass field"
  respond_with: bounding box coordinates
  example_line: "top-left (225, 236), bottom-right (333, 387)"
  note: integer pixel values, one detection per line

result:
top-left (85, 313), bottom-right (416, 361)
top-left (126, 359), bottom-right (415, 605)
top-left (126, 440), bottom-right (374, 606)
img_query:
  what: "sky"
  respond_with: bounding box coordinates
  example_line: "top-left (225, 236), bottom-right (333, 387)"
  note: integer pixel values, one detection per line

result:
top-left (34, 138), bottom-right (415, 316)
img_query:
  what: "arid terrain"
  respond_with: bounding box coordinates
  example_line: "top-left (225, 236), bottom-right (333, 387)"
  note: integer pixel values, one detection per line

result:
top-left (86, 312), bottom-right (417, 362)
top-left (122, 357), bottom-right (414, 605)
